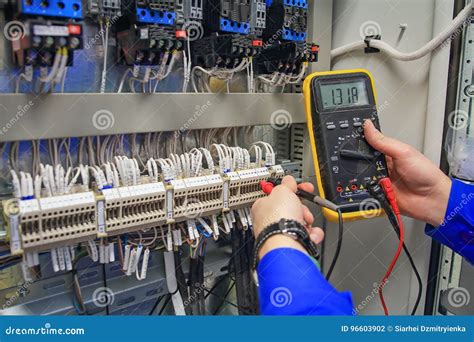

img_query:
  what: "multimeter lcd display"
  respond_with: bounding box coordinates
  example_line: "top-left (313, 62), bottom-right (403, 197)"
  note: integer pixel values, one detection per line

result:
top-left (320, 80), bottom-right (369, 109)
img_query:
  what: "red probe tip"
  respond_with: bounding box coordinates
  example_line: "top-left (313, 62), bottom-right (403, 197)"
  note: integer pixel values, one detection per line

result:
top-left (260, 181), bottom-right (275, 195)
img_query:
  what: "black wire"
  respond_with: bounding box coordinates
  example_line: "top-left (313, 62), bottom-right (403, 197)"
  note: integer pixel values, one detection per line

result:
top-left (157, 295), bottom-right (172, 315)
top-left (385, 211), bottom-right (423, 315)
top-left (71, 250), bottom-right (90, 315)
top-left (366, 181), bottom-right (423, 315)
top-left (204, 273), bottom-right (230, 299)
top-left (209, 282), bottom-right (240, 315)
top-left (101, 263), bottom-right (109, 316)
top-left (174, 249), bottom-right (191, 315)
top-left (401, 243), bottom-right (423, 315)
top-left (231, 226), bottom-right (252, 315)
top-left (325, 208), bottom-right (343, 281)
top-left (148, 294), bottom-right (166, 315)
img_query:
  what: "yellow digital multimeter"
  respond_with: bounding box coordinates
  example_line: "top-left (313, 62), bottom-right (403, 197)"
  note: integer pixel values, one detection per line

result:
top-left (303, 69), bottom-right (388, 222)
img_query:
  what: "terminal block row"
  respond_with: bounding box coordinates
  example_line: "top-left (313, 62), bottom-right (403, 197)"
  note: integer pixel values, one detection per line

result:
top-left (3, 165), bottom-right (285, 254)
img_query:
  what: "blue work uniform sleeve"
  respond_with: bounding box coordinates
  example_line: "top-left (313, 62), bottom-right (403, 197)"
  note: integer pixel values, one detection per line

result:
top-left (425, 179), bottom-right (474, 264)
top-left (257, 248), bottom-right (354, 315)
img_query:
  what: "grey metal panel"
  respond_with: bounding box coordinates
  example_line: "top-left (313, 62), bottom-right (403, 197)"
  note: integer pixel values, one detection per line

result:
top-left (438, 258), bottom-right (474, 315)
top-left (308, 0), bottom-right (333, 72)
top-left (0, 93), bottom-right (306, 142)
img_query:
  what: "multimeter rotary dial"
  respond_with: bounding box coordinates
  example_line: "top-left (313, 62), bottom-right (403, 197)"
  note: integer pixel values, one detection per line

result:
top-left (336, 134), bottom-right (381, 174)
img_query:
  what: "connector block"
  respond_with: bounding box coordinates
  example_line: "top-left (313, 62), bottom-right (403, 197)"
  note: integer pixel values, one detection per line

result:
top-left (19, 0), bottom-right (83, 19)
top-left (220, 18), bottom-right (250, 35)
top-left (102, 182), bottom-right (167, 235)
top-left (16, 192), bottom-right (97, 252)
top-left (136, 7), bottom-right (176, 25)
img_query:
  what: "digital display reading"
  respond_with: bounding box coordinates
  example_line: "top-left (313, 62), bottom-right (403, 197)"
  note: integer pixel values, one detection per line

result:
top-left (320, 80), bottom-right (369, 109)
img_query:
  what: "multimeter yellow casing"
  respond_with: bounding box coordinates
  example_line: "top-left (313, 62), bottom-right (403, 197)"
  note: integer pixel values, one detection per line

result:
top-left (303, 69), bottom-right (388, 222)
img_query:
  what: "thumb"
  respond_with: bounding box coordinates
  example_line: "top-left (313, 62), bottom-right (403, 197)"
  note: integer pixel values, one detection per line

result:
top-left (364, 120), bottom-right (409, 159)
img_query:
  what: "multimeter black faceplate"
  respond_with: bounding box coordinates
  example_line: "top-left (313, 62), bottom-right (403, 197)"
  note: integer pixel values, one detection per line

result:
top-left (309, 72), bottom-right (388, 212)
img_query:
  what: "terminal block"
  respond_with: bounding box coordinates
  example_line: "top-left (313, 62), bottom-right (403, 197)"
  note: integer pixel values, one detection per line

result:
top-left (179, 174), bottom-right (224, 219)
top-left (117, 25), bottom-right (184, 65)
top-left (256, 40), bottom-right (318, 74)
top-left (226, 165), bottom-right (284, 208)
top-left (101, 182), bottom-right (167, 235)
top-left (191, 34), bottom-right (261, 68)
top-left (2, 165), bottom-right (285, 254)
top-left (17, 0), bottom-right (83, 19)
top-left (11, 20), bottom-right (83, 67)
top-left (3, 192), bottom-right (97, 253)
top-left (121, 0), bottom-right (177, 26)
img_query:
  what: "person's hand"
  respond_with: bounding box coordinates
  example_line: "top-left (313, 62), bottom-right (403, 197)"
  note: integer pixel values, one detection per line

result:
top-left (251, 176), bottom-right (324, 258)
top-left (364, 120), bottom-right (451, 226)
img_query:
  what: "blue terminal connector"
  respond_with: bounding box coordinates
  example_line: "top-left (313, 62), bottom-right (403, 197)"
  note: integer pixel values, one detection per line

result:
top-left (283, 29), bottom-right (306, 41)
top-left (220, 18), bottom-right (250, 35)
top-left (283, 0), bottom-right (308, 9)
top-left (19, 0), bottom-right (83, 19)
top-left (136, 7), bottom-right (176, 26)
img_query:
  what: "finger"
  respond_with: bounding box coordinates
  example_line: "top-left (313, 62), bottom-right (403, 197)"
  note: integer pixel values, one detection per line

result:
top-left (298, 182), bottom-right (314, 193)
top-left (385, 155), bottom-right (395, 176)
top-left (303, 205), bottom-right (314, 225)
top-left (281, 175), bottom-right (297, 192)
top-left (364, 120), bottom-right (410, 159)
top-left (308, 227), bottom-right (325, 244)
top-left (251, 198), bottom-right (264, 212)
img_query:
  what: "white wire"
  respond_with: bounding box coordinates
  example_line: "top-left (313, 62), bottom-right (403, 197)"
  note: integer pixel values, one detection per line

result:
top-left (39, 51), bottom-right (62, 83)
top-left (100, 21), bottom-right (109, 93)
top-left (331, 3), bottom-right (473, 61)
top-left (118, 69), bottom-right (133, 93)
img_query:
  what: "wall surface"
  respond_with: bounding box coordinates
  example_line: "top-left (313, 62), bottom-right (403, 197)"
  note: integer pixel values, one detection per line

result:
top-left (322, 0), bottom-right (453, 315)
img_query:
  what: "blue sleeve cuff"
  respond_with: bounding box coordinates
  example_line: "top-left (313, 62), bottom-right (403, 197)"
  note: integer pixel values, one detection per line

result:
top-left (257, 248), bottom-right (354, 315)
top-left (425, 179), bottom-right (474, 264)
